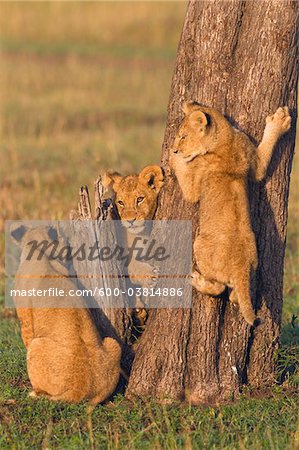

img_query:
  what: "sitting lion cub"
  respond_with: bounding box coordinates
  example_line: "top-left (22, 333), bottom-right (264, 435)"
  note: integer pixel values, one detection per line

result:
top-left (170, 102), bottom-right (291, 326)
top-left (11, 225), bottom-right (121, 405)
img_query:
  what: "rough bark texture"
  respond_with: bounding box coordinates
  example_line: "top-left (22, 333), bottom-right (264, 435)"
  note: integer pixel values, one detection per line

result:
top-left (126, 0), bottom-right (298, 403)
top-left (70, 181), bottom-right (134, 376)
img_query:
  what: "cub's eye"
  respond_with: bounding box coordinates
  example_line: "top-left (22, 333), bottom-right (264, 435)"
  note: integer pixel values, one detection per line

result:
top-left (180, 134), bottom-right (187, 141)
top-left (118, 200), bottom-right (124, 207)
top-left (137, 196), bottom-right (144, 204)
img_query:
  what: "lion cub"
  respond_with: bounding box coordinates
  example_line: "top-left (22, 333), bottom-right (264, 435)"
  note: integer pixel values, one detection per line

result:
top-left (11, 225), bottom-right (121, 405)
top-left (170, 102), bottom-right (291, 326)
top-left (103, 165), bottom-right (164, 325)
top-left (103, 165), bottom-right (164, 283)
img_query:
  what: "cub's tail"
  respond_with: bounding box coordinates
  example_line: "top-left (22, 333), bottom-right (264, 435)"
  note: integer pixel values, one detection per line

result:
top-left (233, 268), bottom-right (259, 327)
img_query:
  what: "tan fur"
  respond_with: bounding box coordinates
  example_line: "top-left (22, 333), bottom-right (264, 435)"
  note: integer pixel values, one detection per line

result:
top-left (103, 165), bottom-right (164, 327)
top-left (12, 227), bottom-right (121, 404)
top-left (103, 165), bottom-right (164, 287)
top-left (170, 102), bottom-right (291, 326)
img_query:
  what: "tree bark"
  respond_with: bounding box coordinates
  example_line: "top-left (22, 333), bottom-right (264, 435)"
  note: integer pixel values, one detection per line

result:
top-left (126, 0), bottom-right (298, 403)
top-left (70, 181), bottom-right (134, 376)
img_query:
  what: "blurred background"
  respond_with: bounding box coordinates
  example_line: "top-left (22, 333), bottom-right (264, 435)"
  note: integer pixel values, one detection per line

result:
top-left (0, 2), bottom-right (298, 325)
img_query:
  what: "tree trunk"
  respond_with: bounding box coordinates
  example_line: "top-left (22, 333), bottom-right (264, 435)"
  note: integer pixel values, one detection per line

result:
top-left (126, 0), bottom-right (298, 403)
top-left (70, 181), bottom-right (134, 376)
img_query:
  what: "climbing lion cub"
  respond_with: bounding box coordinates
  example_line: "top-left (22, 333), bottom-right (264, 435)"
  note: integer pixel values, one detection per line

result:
top-left (11, 225), bottom-right (121, 405)
top-left (170, 102), bottom-right (291, 326)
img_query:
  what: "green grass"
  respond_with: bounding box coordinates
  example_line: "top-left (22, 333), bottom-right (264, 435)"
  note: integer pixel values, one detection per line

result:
top-left (0, 2), bottom-right (298, 448)
top-left (0, 314), bottom-right (298, 449)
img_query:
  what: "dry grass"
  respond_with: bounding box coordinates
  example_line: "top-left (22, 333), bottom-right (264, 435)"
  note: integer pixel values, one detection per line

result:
top-left (0, 2), bottom-right (185, 53)
top-left (0, 2), bottom-right (186, 239)
top-left (0, 2), bottom-right (297, 316)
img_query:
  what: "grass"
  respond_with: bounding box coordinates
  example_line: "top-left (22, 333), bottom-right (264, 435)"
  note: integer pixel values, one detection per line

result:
top-left (0, 2), bottom-right (298, 448)
top-left (0, 316), bottom-right (298, 449)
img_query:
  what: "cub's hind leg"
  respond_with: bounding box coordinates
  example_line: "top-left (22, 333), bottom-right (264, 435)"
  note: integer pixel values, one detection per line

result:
top-left (229, 289), bottom-right (239, 305)
top-left (191, 270), bottom-right (226, 296)
top-left (192, 235), bottom-right (226, 296)
top-left (27, 337), bottom-right (88, 403)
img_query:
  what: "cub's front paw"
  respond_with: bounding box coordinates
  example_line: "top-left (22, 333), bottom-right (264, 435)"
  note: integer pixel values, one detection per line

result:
top-left (142, 265), bottom-right (160, 289)
top-left (266, 106), bottom-right (291, 136)
top-left (149, 266), bottom-right (160, 288)
top-left (129, 261), bottom-right (159, 289)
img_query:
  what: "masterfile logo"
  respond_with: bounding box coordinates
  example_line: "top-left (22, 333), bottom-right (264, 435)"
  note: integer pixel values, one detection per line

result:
top-left (5, 220), bottom-right (192, 309)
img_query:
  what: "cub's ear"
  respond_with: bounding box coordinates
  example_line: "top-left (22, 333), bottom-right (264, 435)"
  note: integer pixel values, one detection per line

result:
top-left (139, 165), bottom-right (164, 193)
top-left (102, 171), bottom-right (123, 192)
top-left (189, 110), bottom-right (209, 128)
top-left (181, 100), bottom-right (201, 116)
top-left (10, 224), bottom-right (27, 246)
